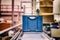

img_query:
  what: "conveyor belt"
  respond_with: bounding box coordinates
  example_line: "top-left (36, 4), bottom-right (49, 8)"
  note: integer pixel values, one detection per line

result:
top-left (17, 32), bottom-right (51, 40)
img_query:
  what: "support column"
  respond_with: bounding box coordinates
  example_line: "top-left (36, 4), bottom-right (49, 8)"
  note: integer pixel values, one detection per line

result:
top-left (32, 0), bottom-right (36, 14)
top-left (53, 0), bottom-right (60, 13)
top-left (0, 0), bottom-right (2, 39)
top-left (12, 0), bottom-right (14, 26)
top-left (54, 0), bottom-right (60, 22)
top-left (0, 0), bottom-right (1, 14)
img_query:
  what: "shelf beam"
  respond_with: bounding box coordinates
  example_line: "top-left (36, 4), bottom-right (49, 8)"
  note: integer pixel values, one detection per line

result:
top-left (40, 5), bottom-right (53, 7)
top-left (21, 1), bottom-right (32, 3)
top-left (40, 13), bottom-right (54, 15)
top-left (1, 15), bottom-right (17, 17)
top-left (0, 11), bottom-right (24, 13)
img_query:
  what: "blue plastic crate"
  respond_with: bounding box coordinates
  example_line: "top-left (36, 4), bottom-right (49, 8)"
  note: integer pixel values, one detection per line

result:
top-left (22, 15), bottom-right (43, 32)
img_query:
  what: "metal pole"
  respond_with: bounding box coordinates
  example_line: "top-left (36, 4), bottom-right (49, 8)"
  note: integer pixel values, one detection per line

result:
top-left (0, 0), bottom-right (1, 14)
top-left (18, 5), bottom-right (20, 21)
top-left (19, 1), bottom-right (21, 21)
top-left (32, 0), bottom-right (36, 15)
top-left (24, 5), bottom-right (25, 15)
top-left (12, 0), bottom-right (14, 26)
top-left (32, 0), bottom-right (33, 15)
top-left (0, 0), bottom-right (2, 37)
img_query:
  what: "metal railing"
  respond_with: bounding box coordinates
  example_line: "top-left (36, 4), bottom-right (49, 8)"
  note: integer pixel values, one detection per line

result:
top-left (0, 24), bottom-right (21, 34)
top-left (10, 30), bottom-right (22, 40)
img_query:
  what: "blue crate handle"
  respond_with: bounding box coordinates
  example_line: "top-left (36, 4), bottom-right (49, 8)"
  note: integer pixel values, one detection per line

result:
top-left (28, 16), bottom-right (37, 20)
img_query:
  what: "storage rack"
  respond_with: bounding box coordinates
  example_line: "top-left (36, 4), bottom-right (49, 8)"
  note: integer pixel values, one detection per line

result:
top-left (0, 0), bottom-right (25, 34)
top-left (0, 0), bottom-right (25, 25)
top-left (40, 0), bottom-right (54, 23)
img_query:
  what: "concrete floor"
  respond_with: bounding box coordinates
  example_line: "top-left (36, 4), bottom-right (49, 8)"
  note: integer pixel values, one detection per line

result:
top-left (21, 32), bottom-right (50, 40)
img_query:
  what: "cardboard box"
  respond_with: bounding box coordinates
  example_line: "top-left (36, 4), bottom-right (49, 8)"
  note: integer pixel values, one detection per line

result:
top-left (51, 28), bottom-right (60, 37)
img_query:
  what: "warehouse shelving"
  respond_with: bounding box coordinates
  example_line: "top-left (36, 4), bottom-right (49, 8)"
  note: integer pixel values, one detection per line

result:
top-left (40, 0), bottom-right (54, 23)
top-left (40, 0), bottom-right (53, 14)
top-left (0, 5), bottom-right (24, 15)
top-left (0, 0), bottom-right (25, 35)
